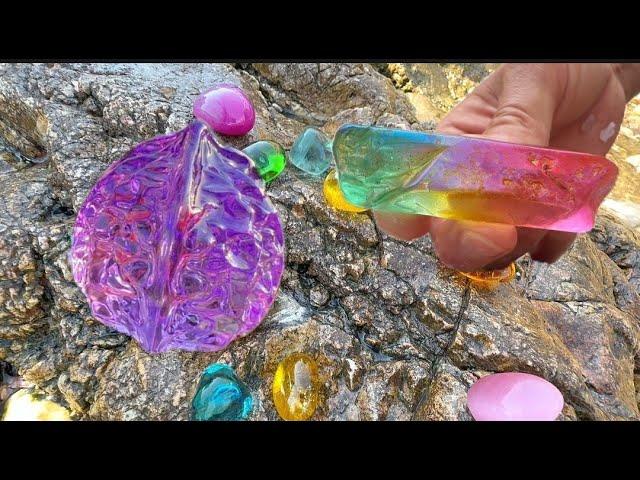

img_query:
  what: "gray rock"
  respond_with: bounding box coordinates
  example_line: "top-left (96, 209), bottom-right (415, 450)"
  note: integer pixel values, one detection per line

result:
top-left (0, 62), bottom-right (638, 421)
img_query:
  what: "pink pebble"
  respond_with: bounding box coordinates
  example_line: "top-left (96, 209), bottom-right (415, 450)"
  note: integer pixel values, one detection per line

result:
top-left (467, 372), bottom-right (564, 421)
top-left (193, 84), bottom-right (255, 136)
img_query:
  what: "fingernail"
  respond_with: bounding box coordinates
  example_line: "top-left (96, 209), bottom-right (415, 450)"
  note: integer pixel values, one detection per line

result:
top-left (580, 114), bottom-right (597, 133)
top-left (599, 122), bottom-right (617, 143)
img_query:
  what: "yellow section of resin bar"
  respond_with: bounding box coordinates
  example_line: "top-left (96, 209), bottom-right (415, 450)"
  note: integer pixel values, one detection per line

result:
top-left (323, 170), bottom-right (367, 213)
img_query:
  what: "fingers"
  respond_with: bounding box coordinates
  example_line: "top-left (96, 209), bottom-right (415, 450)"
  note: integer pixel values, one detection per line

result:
top-left (531, 231), bottom-right (577, 263)
top-left (612, 63), bottom-right (640, 102)
top-left (374, 211), bottom-right (530, 272)
top-left (549, 70), bottom-right (627, 156)
top-left (429, 218), bottom-right (518, 272)
top-left (373, 211), bottom-right (431, 241)
top-left (376, 211), bottom-right (576, 271)
top-left (375, 64), bottom-right (560, 270)
top-left (425, 64), bottom-right (561, 271)
top-left (483, 227), bottom-right (546, 270)
top-left (374, 64), bottom-right (593, 271)
top-left (482, 63), bottom-right (561, 146)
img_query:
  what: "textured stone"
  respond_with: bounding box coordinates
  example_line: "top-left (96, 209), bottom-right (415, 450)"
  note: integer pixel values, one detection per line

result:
top-left (384, 63), bottom-right (497, 122)
top-left (0, 63), bottom-right (638, 422)
top-left (69, 120), bottom-right (285, 353)
top-left (250, 63), bottom-right (417, 125)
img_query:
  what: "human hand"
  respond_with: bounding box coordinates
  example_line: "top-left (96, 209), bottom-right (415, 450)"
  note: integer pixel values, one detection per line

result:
top-left (375, 63), bottom-right (640, 271)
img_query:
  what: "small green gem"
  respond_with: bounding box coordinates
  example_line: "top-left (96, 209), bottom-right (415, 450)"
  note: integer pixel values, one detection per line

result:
top-left (243, 140), bottom-right (287, 183)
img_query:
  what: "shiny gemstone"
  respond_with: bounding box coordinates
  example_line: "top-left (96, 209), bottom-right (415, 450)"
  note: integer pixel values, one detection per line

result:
top-left (459, 263), bottom-right (516, 287)
top-left (2, 389), bottom-right (71, 421)
top-left (333, 124), bottom-right (618, 233)
top-left (191, 364), bottom-right (253, 421)
top-left (243, 140), bottom-right (286, 183)
top-left (467, 372), bottom-right (564, 421)
top-left (193, 84), bottom-right (255, 136)
top-left (272, 353), bottom-right (319, 421)
top-left (290, 127), bottom-right (333, 176)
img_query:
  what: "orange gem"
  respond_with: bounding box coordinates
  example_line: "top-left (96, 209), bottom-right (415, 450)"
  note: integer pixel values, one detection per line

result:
top-left (459, 262), bottom-right (516, 287)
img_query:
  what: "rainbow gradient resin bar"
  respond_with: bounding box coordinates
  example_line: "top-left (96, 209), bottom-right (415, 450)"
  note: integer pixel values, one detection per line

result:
top-left (333, 125), bottom-right (619, 233)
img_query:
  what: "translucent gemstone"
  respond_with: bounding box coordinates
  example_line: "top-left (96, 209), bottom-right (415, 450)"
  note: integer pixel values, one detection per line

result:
top-left (2, 389), bottom-right (71, 421)
top-left (467, 372), bottom-right (564, 421)
top-left (333, 124), bottom-right (619, 233)
top-left (193, 84), bottom-right (255, 136)
top-left (272, 353), bottom-right (319, 421)
top-left (459, 263), bottom-right (516, 287)
top-left (323, 169), bottom-right (367, 213)
top-left (69, 120), bottom-right (285, 353)
top-left (191, 364), bottom-right (253, 421)
top-left (242, 140), bottom-right (286, 183)
top-left (290, 127), bottom-right (333, 176)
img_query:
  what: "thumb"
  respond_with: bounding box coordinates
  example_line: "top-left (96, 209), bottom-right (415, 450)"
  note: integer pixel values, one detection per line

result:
top-left (432, 64), bottom-right (562, 271)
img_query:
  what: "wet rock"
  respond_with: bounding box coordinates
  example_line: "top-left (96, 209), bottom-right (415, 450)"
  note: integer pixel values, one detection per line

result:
top-left (0, 62), bottom-right (638, 421)
top-left (251, 63), bottom-right (416, 126)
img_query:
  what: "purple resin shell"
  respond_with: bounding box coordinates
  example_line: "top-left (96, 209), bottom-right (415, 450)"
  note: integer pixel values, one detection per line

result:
top-left (69, 120), bottom-right (285, 353)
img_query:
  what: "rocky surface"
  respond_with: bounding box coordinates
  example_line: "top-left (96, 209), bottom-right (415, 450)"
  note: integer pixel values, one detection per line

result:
top-left (0, 63), bottom-right (638, 420)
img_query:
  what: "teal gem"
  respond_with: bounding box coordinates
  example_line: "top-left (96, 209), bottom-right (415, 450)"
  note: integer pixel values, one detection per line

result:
top-left (289, 127), bottom-right (333, 176)
top-left (191, 364), bottom-right (253, 421)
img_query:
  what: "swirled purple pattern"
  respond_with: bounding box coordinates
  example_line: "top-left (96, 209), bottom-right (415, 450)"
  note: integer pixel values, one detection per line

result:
top-left (69, 121), bottom-right (284, 353)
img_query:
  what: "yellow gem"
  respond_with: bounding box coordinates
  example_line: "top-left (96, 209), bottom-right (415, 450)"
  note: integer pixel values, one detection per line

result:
top-left (272, 353), bottom-right (319, 421)
top-left (459, 262), bottom-right (516, 288)
top-left (323, 169), bottom-right (367, 213)
top-left (1, 389), bottom-right (71, 421)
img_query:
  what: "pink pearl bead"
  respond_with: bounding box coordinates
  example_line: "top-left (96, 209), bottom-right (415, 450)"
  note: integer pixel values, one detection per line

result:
top-left (193, 84), bottom-right (255, 136)
top-left (467, 372), bottom-right (564, 421)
